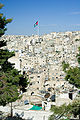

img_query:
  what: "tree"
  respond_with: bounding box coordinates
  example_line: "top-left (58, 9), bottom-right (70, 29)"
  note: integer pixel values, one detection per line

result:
top-left (0, 2), bottom-right (29, 111)
top-left (61, 47), bottom-right (80, 89)
top-left (69, 99), bottom-right (80, 119)
top-left (61, 46), bottom-right (80, 89)
top-left (77, 47), bottom-right (80, 64)
top-left (62, 61), bottom-right (69, 72)
top-left (49, 104), bottom-right (70, 120)
top-left (65, 67), bottom-right (80, 88)
top-left (0, 3), bottom-right (12, 37)
top-left (49, 99), bottom-right (80, 120)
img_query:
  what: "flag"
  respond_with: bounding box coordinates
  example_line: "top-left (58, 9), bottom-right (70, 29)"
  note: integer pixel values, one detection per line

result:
top-left (34, 21), bottom-right (38, 27)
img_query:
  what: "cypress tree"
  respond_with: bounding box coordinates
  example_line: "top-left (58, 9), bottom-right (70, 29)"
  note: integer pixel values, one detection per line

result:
top-left (0, 3), bottom-right (29, 108)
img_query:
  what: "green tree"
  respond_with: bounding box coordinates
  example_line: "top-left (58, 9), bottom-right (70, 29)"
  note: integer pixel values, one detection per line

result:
top-left (0, 3), bottom-right (12, 37)
top-left (62, 61), bottom-right (69, 72)
top-left (62, 47), bottom-right (80, 89)
top-left (69, 99), bottom-right (80, 119)
top-left (49, 99), bottom-right (80, 120)
top-left (49, 104), bottom-right (70, 120)
top-left (62, 47), bottom-right (80, 88)
top-left (65, 67), bottom-right (80, 88)
top-left (0, 3), bottom-right (29, 109)
top-left (77, 47), bottom-right (80, 64)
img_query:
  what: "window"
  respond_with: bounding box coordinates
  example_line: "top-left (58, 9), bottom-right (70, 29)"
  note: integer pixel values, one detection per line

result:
top-left (37, 76), bottom-right (40, 78)
top-left (30, 76), bottom-right (34, 79)
top-left (30, 83), bottom-right (32, 85)
top-left (31, 92), bottom-right (34, 95)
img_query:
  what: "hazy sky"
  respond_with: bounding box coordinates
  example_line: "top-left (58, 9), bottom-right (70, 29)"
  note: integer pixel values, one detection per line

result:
top-left (1, 0), bottom-right (80, 35)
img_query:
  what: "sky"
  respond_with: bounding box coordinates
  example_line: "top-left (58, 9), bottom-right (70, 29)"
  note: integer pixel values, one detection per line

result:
top-left (1, 0), bottom-right (80, 35)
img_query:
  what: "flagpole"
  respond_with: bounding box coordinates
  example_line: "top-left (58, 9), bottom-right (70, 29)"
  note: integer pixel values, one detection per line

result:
top-left (37, 21), bottom-right (39, 36)
top-left (34, 21), bottom-right (39, 36)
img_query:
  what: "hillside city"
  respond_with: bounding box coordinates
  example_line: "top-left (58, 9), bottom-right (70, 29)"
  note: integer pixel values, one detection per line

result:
top-left (1, 0), bottom-right (80, 119)
top-left (0, 31), bottom-right (80, 119)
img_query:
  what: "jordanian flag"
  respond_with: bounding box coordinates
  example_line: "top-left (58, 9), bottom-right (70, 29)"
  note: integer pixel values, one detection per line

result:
top-left (34, 21), bottom-right (38, 27)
